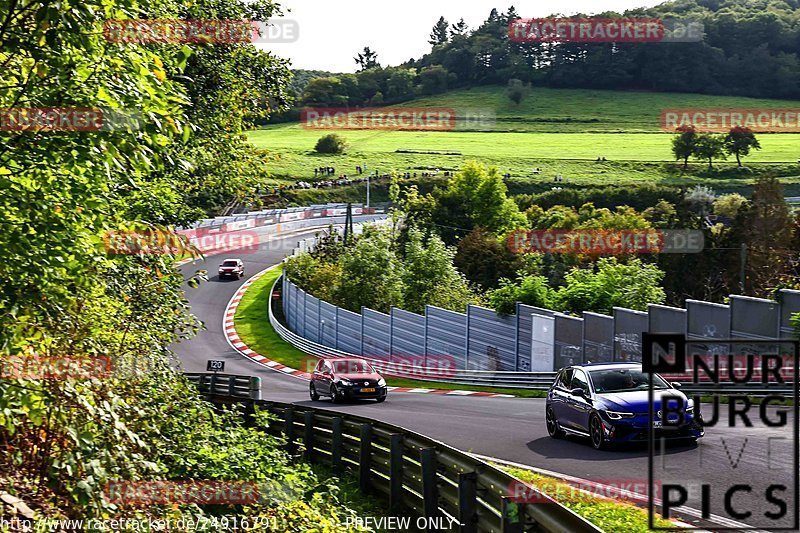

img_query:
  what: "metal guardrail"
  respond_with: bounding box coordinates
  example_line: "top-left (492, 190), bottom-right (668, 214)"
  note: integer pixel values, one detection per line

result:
top-left (268, 274), bottom-right (559, 390)
top-left (193, 387), bottom-right (602, 533)
top-left (184, 373), bottom-right (262, 400)
top-left (269, 281), bottom-right (798, 395)
top-left (190, 203), bottom-right (389, 230)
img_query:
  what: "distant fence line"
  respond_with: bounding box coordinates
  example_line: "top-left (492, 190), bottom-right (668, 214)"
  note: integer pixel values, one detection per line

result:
top-left (281, 233), bottom-right (800, 372)
top-left (182, 202), bottom-right (388, 232)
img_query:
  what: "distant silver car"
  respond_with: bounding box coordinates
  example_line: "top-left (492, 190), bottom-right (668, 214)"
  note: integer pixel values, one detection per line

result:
top-left (218, 258), bottom-right (244, 279)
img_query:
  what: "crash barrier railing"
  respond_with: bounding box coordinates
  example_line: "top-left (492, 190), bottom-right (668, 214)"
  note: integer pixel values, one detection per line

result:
top-left (268, 299), bottom-right (796, 395)
top-left (184, 373), bottom-right (262, 400)
top-left (270, 276), bottom-right (800, 395)
top-left (268, 274), bottom-right (558, 390)
top-left (190, 387), bottom-right (602, 533)
top-left (186, 203), bottom-right (389, 231)
top-left (289, 218), bottom-right (392, 258)
top-left (280, 225), bottom-right (800, 375)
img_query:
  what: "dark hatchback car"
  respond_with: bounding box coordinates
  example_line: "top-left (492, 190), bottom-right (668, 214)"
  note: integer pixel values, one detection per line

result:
top-left (310, 358), bottom-right (387, 403)
top-left (546, 363), bottom-right (703, 450)
top-left (218, 258), bottom-right (245, 279)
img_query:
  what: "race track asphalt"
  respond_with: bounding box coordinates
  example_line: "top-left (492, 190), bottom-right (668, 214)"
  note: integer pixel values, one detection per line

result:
top-left (172, 226), bottom-right (796, 531)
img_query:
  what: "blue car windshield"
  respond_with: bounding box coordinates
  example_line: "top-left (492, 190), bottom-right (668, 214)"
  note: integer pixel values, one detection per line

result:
top-left (590, 368), bottom-right (670, 393)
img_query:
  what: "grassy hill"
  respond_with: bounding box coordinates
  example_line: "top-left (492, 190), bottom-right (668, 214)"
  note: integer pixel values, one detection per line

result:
top-left (393, 86), bottom-right (800, 133)
top-left (249, 86), bottom-right (800, 193)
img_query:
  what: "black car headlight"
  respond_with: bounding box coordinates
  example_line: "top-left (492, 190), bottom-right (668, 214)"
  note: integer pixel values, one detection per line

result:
top-left (605, 410), bottom-right (635, 420)
top-left (377, 378), bottom-right (386, 387)
top-left (338, 379), bottom-right (353, 386)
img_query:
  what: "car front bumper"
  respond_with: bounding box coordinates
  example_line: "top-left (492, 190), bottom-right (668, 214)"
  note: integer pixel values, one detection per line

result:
top-left (601, 414), bottom-right (704, 443)
top-left (339, 385), bottom-right (388, 400)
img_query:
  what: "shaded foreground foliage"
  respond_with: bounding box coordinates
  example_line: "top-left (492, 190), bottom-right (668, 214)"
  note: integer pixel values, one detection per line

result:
top-left (0, 0), bottom-right (374, 526)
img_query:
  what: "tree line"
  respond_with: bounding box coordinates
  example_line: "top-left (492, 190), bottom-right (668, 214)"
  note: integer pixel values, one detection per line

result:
top-left (285, 158), bottom-right (800, 322)
top-left (413, 1), bottom-right (800, 99)
top-left (671, 126), bottom-right (761, 170)
top-left (288, 0), bottom-right (800, 110)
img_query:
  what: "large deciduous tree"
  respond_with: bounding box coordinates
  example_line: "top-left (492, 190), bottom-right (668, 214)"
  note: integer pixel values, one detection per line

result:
top-left (692, 133), bottom-right (726, 170)
top-left (671, 126), bottom-right (697, 170)
top-left (724, 126), bottom-right (761, 167)
top-left (333, 229), bottom-right (405, 312)
top-left (454, 227), bottom-right (521, 289)
top-left (401, 228), bottom-right (474, 314)
top-left (0, 0), bottom-right (295, 519)
top-left (433, 161), bottom-right (526, 243)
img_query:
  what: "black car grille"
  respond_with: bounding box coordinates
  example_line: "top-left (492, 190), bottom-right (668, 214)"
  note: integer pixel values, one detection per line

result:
top-left (348, 379), bottom-right (379, 387)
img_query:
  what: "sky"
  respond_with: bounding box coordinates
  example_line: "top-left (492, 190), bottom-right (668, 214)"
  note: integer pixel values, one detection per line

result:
top-left (261, 0), bottom-right (664, 73)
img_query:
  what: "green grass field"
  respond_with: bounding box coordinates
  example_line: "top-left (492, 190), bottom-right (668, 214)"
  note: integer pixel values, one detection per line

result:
top-left (502, 466), bottom-right (676, 531)
top-left (402, 86), bottom-right (800, 133)
top-left (251, 86), bottom-right (800, 192)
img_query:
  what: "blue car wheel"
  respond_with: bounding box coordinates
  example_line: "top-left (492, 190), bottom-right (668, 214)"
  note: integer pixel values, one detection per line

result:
top-left (590, 414), bottom-right (606, 450)
top-left (546, 406), bottom-right (565, 439)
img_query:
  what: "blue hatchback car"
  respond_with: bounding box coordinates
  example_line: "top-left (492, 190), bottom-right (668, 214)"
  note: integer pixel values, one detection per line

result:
top-left (546, 363), bottom-right (704, 449)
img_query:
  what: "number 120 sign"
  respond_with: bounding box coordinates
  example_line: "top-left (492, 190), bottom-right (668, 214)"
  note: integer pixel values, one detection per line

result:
top-left (207, 360), bottom-right (224, 372)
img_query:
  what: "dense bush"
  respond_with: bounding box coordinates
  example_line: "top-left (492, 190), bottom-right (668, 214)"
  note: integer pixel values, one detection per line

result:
top-left (488, 258), bottom-right (666, 316)
top-left (454, 227), bottom-right (521, 289)
top-left (0, 0), bottom-right (370, 525)
top-left (285, 225), bottom-right (478, 314)
top-left (515, 184), bottom-right (683, 212)
top-left (315, 133), bottom-right (348, 154)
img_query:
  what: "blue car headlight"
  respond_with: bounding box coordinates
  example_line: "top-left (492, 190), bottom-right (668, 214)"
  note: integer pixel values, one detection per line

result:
top-left (605, 410), bottom-right (635, 420)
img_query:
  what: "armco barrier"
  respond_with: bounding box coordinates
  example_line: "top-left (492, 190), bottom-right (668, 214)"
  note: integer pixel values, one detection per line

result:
top-left (270, 274), bottom-right (558, 389)
top-left (273, 280), bottom-right (796, 393)
top-left (189, 379), bottom-right (603, 533)
top-left (184, 373), bottom-right (262, 400)
top-left (187, 203), bottom-right (388, 231)
top-left (280, 238), bottom-right (800, 372)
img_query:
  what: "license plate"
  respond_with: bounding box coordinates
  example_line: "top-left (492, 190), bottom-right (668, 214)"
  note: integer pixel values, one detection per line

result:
top-left (360, 388), bottom-right (375, 393)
